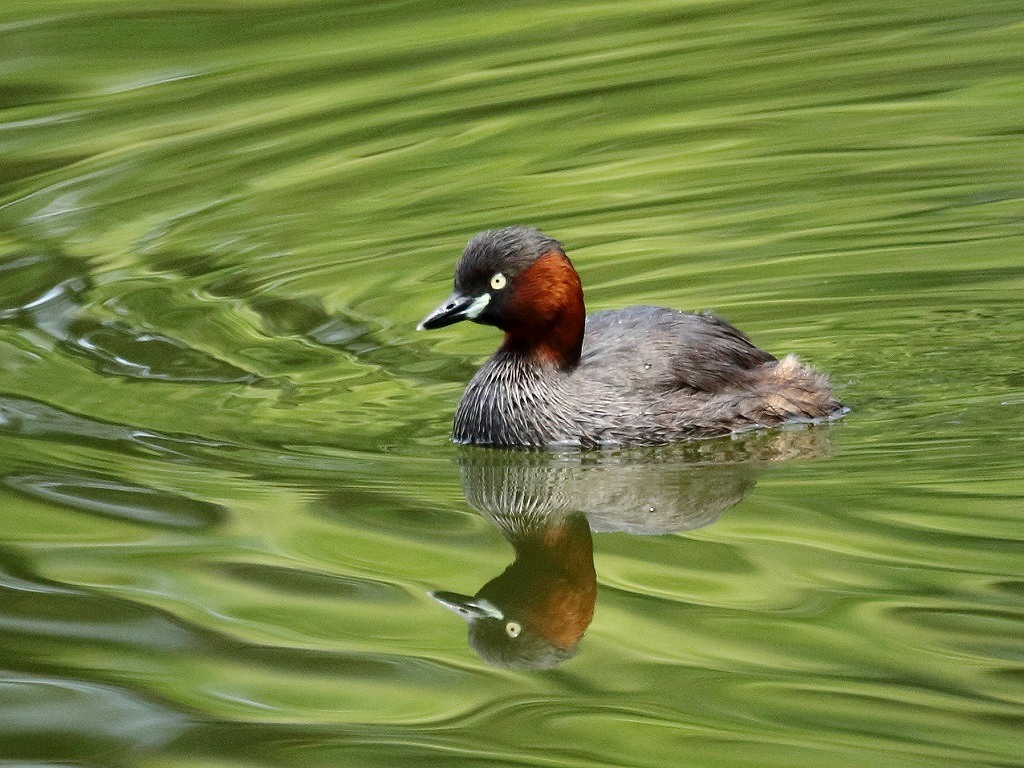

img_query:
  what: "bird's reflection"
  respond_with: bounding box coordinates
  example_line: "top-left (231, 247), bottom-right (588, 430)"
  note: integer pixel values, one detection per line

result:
top-left (432, 427), bottom-right (834, 669)
top-left (433, 510), bottom-right (595, 669)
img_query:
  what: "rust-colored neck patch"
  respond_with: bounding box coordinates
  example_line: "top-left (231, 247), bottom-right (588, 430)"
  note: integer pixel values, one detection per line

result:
top-left (499, 251), bottom-right (586, 370)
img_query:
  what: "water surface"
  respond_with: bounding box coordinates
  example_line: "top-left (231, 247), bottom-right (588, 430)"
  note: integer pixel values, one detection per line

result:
top-left (1, 2), bottom-right (1023, 766)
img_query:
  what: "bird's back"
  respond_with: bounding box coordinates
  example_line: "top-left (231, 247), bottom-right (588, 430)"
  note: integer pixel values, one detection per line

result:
top-left (570, 306), bottom-right (842, 443)
top-left (577, 306), bottom-right (775, 395)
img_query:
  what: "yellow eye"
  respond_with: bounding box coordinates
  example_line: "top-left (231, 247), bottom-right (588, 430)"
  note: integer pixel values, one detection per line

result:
top-left (490, 273), bottom-right (507, 291)
top-left (505, 621), bottom-right (521, 638)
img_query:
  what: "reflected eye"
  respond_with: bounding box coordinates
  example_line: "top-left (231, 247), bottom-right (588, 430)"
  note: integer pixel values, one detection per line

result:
top-left (505, 621), bottom-right (521, 638)
top-left (490, 273), bottom-right (507, 291)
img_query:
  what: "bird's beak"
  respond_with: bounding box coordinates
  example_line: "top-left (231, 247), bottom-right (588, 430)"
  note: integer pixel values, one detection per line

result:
top-left (417, 291), bottom-right (490, 331)
top-left (430, 590), bottom-right (504, 621)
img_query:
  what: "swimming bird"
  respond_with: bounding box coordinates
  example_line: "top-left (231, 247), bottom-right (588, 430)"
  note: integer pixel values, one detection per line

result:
top-left (418, 227), bottom-right (844, 447)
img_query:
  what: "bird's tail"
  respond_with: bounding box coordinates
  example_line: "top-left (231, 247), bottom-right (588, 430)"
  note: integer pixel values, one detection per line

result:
top-left (744, 354), bottom-right (846, 426)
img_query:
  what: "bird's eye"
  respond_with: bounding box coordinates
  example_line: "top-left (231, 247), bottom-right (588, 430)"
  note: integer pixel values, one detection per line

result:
top-left (505, 621), bottom-right (521, 638)
top-left (490, 272), bottom-right (507, 291)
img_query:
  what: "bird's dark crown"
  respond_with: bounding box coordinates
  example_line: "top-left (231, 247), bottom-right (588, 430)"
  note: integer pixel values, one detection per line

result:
top-left (455, 226), bottom-right (564, 293)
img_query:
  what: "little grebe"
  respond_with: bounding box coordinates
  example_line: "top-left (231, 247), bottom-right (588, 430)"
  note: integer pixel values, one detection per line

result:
top-left (418, 227), bottom-right (844, 447)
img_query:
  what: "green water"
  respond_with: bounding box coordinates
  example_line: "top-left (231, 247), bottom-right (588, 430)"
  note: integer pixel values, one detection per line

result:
top-left (1, 1), bottom-right (1023, 766)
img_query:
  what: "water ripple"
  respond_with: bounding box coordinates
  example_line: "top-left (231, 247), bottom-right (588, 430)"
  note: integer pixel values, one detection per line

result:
top-left (3, 473), bottom-right (225, 529)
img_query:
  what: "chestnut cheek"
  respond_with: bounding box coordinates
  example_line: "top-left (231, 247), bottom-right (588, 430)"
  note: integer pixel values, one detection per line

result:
top-left (496, 253), bottom-right (586, 367)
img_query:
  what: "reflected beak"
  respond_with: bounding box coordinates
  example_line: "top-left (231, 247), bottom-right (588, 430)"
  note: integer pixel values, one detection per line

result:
top-left (417, 291), bottom-right (490, 331)
top-left (430, 590), bottom-right (504, 621)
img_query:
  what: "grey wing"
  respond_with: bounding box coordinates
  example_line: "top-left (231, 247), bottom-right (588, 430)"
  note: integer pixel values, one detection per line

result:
top-left (578, 306), bottom-right (774, 394)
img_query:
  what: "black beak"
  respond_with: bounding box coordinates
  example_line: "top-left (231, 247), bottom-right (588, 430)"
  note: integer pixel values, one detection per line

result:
top-left (430, 590), bottom-right (504, 621)
top-left (417, 291), bottom-right (478, 331)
